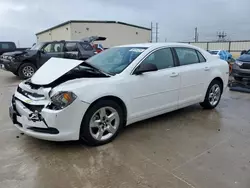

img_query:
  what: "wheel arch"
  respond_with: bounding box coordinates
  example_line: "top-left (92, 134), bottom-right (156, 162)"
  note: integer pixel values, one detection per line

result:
top-left (211, 77), bottom-right (224, 93)
top-left (85, 95), bottom-right (128, 125)
top-left (17, 60), bottom-right (37, 73)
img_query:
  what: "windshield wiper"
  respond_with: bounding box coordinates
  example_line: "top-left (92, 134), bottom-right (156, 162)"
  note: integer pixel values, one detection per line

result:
top-left (83, 61), bottom-right (113, 76)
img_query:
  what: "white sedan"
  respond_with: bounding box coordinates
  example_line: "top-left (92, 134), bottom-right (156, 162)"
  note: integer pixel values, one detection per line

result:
top-left (9, 43), bottom-right (229, 146)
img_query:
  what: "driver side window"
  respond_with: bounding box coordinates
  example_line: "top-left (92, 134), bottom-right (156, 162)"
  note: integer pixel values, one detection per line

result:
top-left (140, 48), bottom-right (174, 70)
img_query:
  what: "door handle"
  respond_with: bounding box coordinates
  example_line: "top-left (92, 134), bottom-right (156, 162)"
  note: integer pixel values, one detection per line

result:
top-left (204, 67), bottom-right (210, 71)
top-left (170, 72), bottom-right (179, 77)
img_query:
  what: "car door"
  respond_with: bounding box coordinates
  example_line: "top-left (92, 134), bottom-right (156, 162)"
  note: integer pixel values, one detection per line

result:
top-left (128, 47), bottom-right (180, 120)
top-left (173, 47), bottom-right (208, 108)
top-left (39, 42), bottom-right (64, 66)
top-left (78, 42), bottom-right (96, 60)
top-left (64, 42), bottom-right (81, 60)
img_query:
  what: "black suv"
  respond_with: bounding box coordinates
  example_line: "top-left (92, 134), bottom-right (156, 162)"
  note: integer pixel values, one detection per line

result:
top-left (232, 50), bottom-right (250, 81)
top-left (0, 40), bottom-right (96, 79)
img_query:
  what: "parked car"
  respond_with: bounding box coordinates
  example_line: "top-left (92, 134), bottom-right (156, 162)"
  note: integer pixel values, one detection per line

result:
top-left (93, 44), bottom-right (105, 53)
top-left (0, 40), bottom-right (96, 79)
top-left (232, 49), bottom-right (250, 81)
top-left (0, 41), bottom-right (28, 56)
top-left (9, 43), bottom-right (229, 146)
top-left (82, 36), bottom-right (106, 53)
top-left (209, 50), bottom-right (232, 61)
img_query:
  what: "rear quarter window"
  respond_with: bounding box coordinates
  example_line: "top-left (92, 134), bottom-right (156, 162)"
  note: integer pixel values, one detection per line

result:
top-left (196, 50), bottom-right (206, 62)
top-left (81, 43), bottom-right (94, 51)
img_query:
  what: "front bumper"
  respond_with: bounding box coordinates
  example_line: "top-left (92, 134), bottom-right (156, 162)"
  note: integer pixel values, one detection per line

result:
top-left (10, 91), bottom-right (90, 141)
top-left (0, 59), bottom-right (20, 73)
top-left (232, 63), bottom-right (250, 78)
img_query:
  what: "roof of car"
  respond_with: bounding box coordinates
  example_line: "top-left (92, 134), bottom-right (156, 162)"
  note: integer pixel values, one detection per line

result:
top-left (40, 40), bottom-right (90, 43)
top-left (117, 43), bottom-right (199, 48)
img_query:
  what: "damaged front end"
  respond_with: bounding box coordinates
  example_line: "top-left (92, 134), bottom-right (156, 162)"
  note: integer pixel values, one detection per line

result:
top-left (9, 58), bottom-right (102, 141)
top-left (10, 74), bottom-right (90, 141)
top-left (10, 79), bottom-right (59, 134)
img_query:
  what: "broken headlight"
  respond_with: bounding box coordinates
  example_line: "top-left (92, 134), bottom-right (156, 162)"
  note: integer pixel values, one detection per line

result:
top-left (50, 91), bottom-right (77, 110)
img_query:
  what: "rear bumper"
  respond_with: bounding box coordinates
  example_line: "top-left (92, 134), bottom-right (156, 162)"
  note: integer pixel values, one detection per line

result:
top-left (232, 64), bottom-right (250, 78)
top-left (10, 94), bottom-right (90, 141)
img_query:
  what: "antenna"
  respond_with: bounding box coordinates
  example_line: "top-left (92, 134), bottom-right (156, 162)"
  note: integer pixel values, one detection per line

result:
top-left (194, 27), bottom-right (199, 42)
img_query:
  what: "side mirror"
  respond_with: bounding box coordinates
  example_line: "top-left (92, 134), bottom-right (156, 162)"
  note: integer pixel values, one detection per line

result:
top-left (241, 50), bottom-right (247, 55)
top-left (39, 49), bottom-right (45, 54)
top-left (134, 63), bottom-right (158, 75)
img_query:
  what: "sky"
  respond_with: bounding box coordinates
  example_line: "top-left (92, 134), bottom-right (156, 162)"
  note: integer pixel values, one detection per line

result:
top-left (0, 0), bottom-right (249, 47)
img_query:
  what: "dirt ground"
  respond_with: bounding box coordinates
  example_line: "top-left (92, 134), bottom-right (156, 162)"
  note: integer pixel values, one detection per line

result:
top-left (1, 69), bottom-right (250, 188)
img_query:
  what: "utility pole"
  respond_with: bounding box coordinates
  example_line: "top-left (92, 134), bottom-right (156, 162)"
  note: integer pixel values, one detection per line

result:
top-left (155, 23), bottom-right (159, 43)
top-left (194, 27), bottom-right (198, 42)
top-left (150, 22), bottom-right (153, 43)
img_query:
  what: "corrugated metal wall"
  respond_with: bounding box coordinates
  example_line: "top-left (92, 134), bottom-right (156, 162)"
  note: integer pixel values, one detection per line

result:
top-left (230, 41), bottom-right (250, 52)
top-left (186, 41), bottom-right (250, 52)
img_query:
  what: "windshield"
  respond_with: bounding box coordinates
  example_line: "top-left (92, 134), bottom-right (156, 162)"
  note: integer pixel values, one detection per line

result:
top-left (87, 47), bottom-right (147, 74)
top-left (30, 43), bottom-right (45, 50)
top-left (209, 51), bottom-right (219, 55)
top-left (246, 50), bottom-right (250, 55)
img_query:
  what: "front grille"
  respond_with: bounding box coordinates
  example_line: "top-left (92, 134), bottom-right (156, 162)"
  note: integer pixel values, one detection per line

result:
top-left (17, 86), bottom-right (44, 98)
top-left (16, 98), bottom-right (44, 112)
top-left (241, 63), bottom-right (250, 69)
top-left (22, 102), bottom-right (44, 112)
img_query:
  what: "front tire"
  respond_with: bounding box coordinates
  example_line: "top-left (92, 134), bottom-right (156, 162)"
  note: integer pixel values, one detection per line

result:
top-left (18, 63), bottom-right (37, 79)
top-left (80, 100), bottom-right (124, 146)
top-left (200, 80), bottom-right (222, 109)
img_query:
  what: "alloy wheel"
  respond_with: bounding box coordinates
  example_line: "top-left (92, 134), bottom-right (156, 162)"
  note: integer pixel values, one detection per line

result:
top-left (208, 84), bottom-right (221, 106)
top-left (23, 66), bottom-right (35, 77)
top-left (89, 107), bottom-right (120, 141)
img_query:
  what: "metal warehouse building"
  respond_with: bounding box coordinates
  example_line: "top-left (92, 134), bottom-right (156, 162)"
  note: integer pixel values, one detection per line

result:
top-left (36, 20), bottom-right (151, 48)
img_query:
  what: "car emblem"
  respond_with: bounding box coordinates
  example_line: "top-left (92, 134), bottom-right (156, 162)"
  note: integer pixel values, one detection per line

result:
top-left (25, 100), bottom-right (32, 103)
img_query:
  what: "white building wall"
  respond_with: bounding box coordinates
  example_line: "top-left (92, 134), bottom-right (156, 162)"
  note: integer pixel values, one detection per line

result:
top-left (37, 23), bottom-right (71, 42)
top-left (37, 32), bottom-right (51, 42)
top-left (230, 41), bottom-right (250, 51)
top-left (207, 42), bottom-right (229, 50)
top-left (70, 22), bottom-right (151, 47)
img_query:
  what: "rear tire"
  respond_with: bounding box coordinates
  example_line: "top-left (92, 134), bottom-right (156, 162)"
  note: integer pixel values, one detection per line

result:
top-left (80, 100), bottom-right (124, 146)
top-left (200, 80), bottom-right (222, 109)
top-left (18, 63), bottom-right (37, 79)
top-left (234, 76), bottom-right (243, 81)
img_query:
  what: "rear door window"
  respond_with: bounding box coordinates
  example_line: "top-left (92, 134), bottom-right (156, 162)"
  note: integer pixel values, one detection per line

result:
top-left (65, 43), bottom-right (78, 52)
top-left (175, 48), bottom-right (200, 65)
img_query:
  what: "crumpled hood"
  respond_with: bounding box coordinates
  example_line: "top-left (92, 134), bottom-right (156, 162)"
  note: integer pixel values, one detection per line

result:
top-left (2, 50), bottom-right (37, 57)
top-left (238, 54), bottom-right (250, 62)
top-left (31, 57), bottom-right (84, 85)
top-left (51, 77), bottom-right (112, 97)
top-left (3, 51), bottom-right (26, 56)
